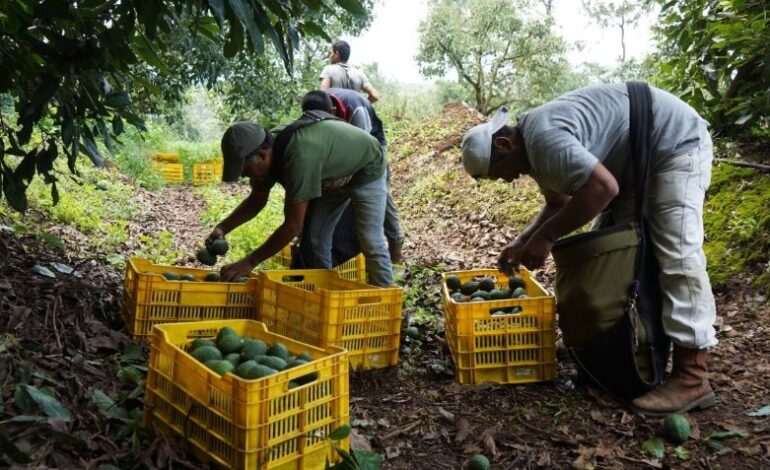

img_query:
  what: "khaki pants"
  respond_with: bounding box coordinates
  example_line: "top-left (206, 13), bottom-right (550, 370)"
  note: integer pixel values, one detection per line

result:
top-left (596, 127), bottom-right (717, 349)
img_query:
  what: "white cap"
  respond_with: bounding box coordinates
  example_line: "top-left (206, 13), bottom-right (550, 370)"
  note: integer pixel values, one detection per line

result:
top-left (461, 107), bottom-right (510, 178)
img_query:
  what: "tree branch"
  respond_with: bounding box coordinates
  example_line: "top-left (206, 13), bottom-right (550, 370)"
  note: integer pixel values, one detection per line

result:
top-left (714, 158), bottom-right (770, 173)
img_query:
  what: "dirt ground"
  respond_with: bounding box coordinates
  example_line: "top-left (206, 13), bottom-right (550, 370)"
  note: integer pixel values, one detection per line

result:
top-left (1, 104), bottom-right (769, 469)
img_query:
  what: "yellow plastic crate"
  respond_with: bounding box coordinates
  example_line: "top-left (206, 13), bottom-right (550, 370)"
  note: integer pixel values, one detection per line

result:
top-left (143, 320), bottom-right (349, 470)
top-left (151, 160), bottom-right (184, 183)
top-left (193, 159), bottom-right (223, 186)
top-left (256, 270), bottom-right (403, 370)
top-left (121, 257), bottom-right (259, 338)
top-left (153, 152), bottom-right (180, 162)
top-left (442, 269), bottom-right (556, 385)
top-left (268, 244), bottom-right (367, 282)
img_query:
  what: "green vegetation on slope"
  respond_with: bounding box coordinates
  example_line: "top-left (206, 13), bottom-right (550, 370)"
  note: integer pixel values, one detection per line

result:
top-left (704, 163), bottom-right (770, 290)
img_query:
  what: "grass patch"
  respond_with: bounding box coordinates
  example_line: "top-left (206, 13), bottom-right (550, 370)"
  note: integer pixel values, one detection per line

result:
top-left (0, 159), bottom-right (136, 253)
top-left (197, 184), bottom-right (287, 268)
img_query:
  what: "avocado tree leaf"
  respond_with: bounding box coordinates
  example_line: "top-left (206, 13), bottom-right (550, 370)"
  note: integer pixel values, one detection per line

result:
top-left (81, 134), bottom-right (105, 168)
top-left (641, 437), bottom-right (665, 459)
top-left (89, 389), bottom-right (129, 420)
top-left (328, 424), bottom-right (351, 441)
top-left (208, 0), bottom-right (226, 26)
top-left (132, 34), bottom-right (170, 74)
top-left (32, 264), bottom-right (56, 278)
top-left (13, 150), bottom-right (37, 184)
top-left (228, 0), bottom-right (264, 54)
top-left (0, 432), bottom-right (33, 464)
top-left (104, 91), bottom-right (131, 108)
top-left (96, 118), bottom-right (112, 151)
top-left (334, 0), bottom-right (366, 16)
top-left (21, 385), bottom-right (71, 422)
top-left (299, 21), bottom-right (331, 41)
top-left (2, 165), bottom-right (28, 213)
top-left (746, 405), bottom-right (770, 417)
top-left (112, 114), bottom-right (124, 136)
top-left (707, 429), bottom-right (749, 440)
top-left (352, 449), bottom-right (382, 470)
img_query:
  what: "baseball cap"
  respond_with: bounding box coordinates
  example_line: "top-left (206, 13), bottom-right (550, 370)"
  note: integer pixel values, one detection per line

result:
top-left (221, 122), bottom-right (267, 182)
top-left (461, 107), bottom-right (510, 178)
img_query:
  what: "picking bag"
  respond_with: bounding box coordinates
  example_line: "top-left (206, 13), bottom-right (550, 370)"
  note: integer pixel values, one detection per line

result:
top-left (551, 82), bottom-right (670, 400)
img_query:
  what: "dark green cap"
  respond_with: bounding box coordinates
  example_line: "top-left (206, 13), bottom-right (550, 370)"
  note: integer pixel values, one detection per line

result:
top-left (221, 122), bottom-right (266, 182)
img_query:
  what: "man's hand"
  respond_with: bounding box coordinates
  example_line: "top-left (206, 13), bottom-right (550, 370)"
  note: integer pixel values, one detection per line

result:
top-left (205, 226), bottom-right (225, 250)
top-left (519, 232), bottom-right (554, 270)
top-left (220, 257), bottom-right (255, 282)
top-left (498, 234), bottom-right (529, 275)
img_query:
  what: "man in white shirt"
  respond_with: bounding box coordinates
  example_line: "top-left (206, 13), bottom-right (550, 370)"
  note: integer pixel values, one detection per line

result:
top-left (319, 40), bottom-right (380, 104)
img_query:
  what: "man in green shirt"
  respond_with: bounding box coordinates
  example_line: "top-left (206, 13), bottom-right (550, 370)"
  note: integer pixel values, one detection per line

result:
top-left (208, 119), bottom-right (393, 287)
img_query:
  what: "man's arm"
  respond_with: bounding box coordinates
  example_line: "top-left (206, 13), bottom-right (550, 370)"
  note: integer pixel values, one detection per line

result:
top-left (362, 83), bottom-right (380, 103)
top-left (533, 162), bottom-right (619, 243)
top-left (498, 189), bottom-right (568, 274)
top-left (219, 200), bottom-right (309, 280)
top-left (515, 162), bottom-right (619, 270)
top-left (319, 78), bottom-right (331, 90)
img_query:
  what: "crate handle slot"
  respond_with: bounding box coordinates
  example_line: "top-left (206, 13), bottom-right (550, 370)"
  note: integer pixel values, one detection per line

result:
top-left (281, 275), bottom-right (306, 283)
top-left (357, 296), bottom-right (381, 305)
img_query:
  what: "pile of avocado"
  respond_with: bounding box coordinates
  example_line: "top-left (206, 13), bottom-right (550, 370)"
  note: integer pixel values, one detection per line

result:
top-left (187, 326), bottom-right (318, 388)
top-left (148, 271), bottom-right (248, 283)
top-left (196, 238), bottom-right (229, 266)
top-left (445, 274), bottom-right (528, 315)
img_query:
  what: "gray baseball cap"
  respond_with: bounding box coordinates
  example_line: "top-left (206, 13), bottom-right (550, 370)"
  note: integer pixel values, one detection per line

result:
top-left (461, 107), bottom-right (510, 178)
top-left (221, 122), bottom-right (267, 182)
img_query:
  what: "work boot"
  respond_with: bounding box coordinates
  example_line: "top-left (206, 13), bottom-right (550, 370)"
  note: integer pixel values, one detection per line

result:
top-left (387, 237), bottom-right (404, 264)
top-left (632, 345), bottom-right (716, 417)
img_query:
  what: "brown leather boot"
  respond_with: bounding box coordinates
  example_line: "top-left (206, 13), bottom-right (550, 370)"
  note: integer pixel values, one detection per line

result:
top-left (387, 237), bottom-right (404, 264)
top-left (632, 345), bottom-right (716, 417)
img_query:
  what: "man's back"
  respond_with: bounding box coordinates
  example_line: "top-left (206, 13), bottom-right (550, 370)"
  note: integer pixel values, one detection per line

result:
top-left (326, 87), bottom-right (387, 146)
top-left (319, 63), bottom-right (370, 92)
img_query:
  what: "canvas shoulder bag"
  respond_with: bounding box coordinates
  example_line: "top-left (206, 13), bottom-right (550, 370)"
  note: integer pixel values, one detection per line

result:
top-left (551, 82), bottom-right (671, 401)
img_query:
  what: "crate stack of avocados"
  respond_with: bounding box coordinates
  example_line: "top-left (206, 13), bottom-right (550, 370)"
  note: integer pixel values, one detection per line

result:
top-left (442, 268), bottom-right (557, 385)
top-left (123, 232), bottom-right (404, 469)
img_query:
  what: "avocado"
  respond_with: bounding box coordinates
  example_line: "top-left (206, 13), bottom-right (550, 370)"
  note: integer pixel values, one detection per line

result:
top-left (254, 365), bottom-right (278, 378)
top-left (217, 333), bottom-right (243, 354)
top-left (191, 346), bottom-right (223, 363)
top-left (259, 355), bottom-right (287, 371)
top-left (204, 272), bottom-right (221, 282)
top-left (478, 277), bottom-right (496, 292)
top-left (235, 360), bottom-right (259, 379)
top-left (190, 338), bottom-right (216, 351)
top-left (205, 360), bottom-right (235, 376)
top-left (470, 297), bottom-right (485, 302)
top-left (488, 289), bottom-right (508, 300)
top-left (224, 353), bottom-right (242, 366)
top-left (162, 272), bottom-right (180, 281)
top-left (196, 248), bottom-right (217, 266)
top-left (240, 339), bottom-right (268, 361)
top-left (297, 352), bottom-right (312, 362)
top-left (470, 290), bottom-right (492, 301)
top-left (445, 274), bottom-right (462, 291)
top-left (512, 287), bottom-right (527, 298)
top-left (267, 342), bottom-right (290, 360)
top-left (210, 238), bottom-right (229, 256)
top-left (405, 326), bottom-right (420, 339)
top-left (508, 275), bottom-right (526, 291)
top-left (664, 414), bottom-right (690, 444)
top-left (217, 327), bottom-right (238, 342)
top-left (460, 281), bottom-right (479, 296)
top-left (286, 358), bottom-right (309, 369)
top-left (179, 273), bottom-right (196, 282)
top-left (465, 454), bottom-right (490, 470)
top-left (450, 292), bottom-right (467, 303)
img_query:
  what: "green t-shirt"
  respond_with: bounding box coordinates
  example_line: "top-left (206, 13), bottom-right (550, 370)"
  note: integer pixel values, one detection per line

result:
top-left (252, 120), bottom-right (385, 203)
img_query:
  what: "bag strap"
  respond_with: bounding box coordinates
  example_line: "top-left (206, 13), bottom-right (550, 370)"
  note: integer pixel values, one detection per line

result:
top-left (626, 81), bottom-right (653, 223)
top-left (271, 110), bottom-right (341, 181)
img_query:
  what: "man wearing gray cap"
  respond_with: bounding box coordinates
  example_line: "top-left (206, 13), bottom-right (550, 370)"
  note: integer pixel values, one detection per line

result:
top-left (460, 84), bottom-right (716, 415)
top-left (207, 119), bottom-right (393, 287)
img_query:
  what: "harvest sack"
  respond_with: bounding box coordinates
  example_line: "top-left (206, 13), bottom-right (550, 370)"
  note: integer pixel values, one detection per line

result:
top-left (551, 82), bottom-right (671, 400)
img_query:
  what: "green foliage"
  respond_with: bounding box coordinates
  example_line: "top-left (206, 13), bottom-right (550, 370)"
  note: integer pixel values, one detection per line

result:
top-left (0, 0), bottom-right (369, 213)
top-left (198, 185), bottom-right (285, 267)
top-left (417, 0), bottom-right (570, 114)
top-left (652, 0), bottom-right (770, 133)
top-left (703, 161), bottom-right (770, 290)
top-left (133, 230), bottom-right (185, 266)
